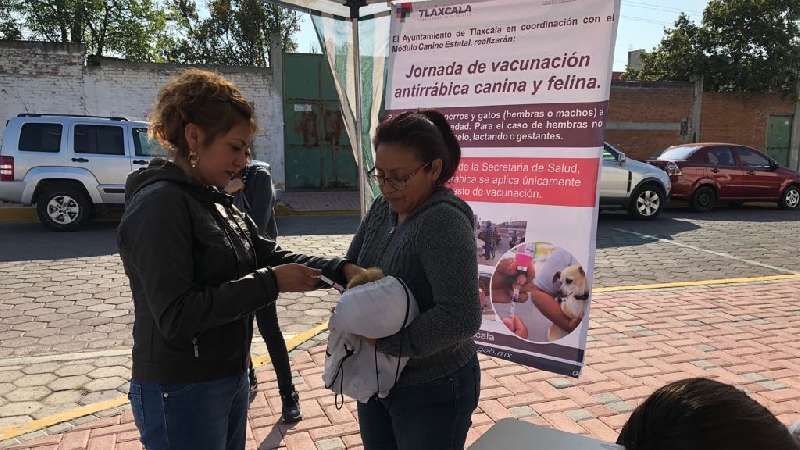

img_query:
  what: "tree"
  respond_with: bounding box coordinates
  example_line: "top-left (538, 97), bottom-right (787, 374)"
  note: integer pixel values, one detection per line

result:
top-left (625, 0), bottom-right (800, 93)
top-left (624, 14), bottom-right (707, 84)
top-left (162, 0), bottom-right (300, 67)
top-left (0, 0), bottom-right (23, 40)
top-left (4, 0), bottom-right (167, 60)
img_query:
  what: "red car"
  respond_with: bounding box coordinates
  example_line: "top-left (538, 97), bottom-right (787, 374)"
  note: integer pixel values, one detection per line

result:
top-left (648, 143), bottom-right (800, 212)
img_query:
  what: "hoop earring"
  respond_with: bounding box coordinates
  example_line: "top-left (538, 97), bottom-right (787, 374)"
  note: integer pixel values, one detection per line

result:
top-left (188, 152), bottom-right (199, 169)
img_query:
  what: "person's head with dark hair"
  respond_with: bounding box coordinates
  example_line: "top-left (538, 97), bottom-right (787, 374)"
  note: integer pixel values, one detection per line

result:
top-left (372, 110), bottom-right (461, 218)
top-left (618, 378), bottom-right (798, 450)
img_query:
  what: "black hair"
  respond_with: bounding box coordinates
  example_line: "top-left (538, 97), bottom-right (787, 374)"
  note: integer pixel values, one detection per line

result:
top-left (373, 110), bottom-right (461, 185)
top-left (617, 378), bottom-right (798, 450)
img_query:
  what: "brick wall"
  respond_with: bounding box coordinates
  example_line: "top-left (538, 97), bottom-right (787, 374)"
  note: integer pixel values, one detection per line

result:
top-left (607, 81), bottom-right (796, 162)
top-left (607, 82), bottom-right (693, 160)
top-left (701, 92), bottom-right (794, 150)
top-left (0, 42), bottom-right (287, 187)
top-left (0, 42), bottom-right (87, 122)
top-left (605, 129), bottom-right (685, 160)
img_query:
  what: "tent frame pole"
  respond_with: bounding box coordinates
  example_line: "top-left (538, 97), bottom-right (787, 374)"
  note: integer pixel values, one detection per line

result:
top-left (347, 0), bottom-right (368, 218)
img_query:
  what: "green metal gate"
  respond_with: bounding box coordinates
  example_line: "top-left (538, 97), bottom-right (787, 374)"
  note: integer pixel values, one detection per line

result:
top-left (283, 53), bottom-right (358, 190)
top-left (766, 115), bottom-right (793, 167)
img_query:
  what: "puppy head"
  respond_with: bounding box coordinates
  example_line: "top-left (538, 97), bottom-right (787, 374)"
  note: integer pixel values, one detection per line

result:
top-left (346, 267), bottom-right (385, 289)
top-left (556, 264), bottom-right (589, 300)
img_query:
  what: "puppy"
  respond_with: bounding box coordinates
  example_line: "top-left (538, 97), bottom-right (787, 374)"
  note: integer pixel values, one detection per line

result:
top-left (548, 264), bottom-right (589, 342)
top-left (347, 267), bottom-right (385, 289)
top-left (328, 268), bottom-right (385, 315)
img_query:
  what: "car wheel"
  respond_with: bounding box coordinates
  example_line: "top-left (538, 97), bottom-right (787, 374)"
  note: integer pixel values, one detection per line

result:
top-left (691, 186), bottom-right (716, 212)
top-left (36, 185), bottom-right (92, 231)
top-left (628, 184), bottom-right (664, 220)
top-left (779, 185), bottom-right (800, 209)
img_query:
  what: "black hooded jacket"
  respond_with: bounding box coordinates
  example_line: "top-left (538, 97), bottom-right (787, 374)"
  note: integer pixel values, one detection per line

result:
top-left (119, 159), bottom-right (346, 383)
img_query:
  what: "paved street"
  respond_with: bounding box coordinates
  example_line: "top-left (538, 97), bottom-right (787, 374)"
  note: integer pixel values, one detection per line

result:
top-left (1, 205), bottom-right (800, 447)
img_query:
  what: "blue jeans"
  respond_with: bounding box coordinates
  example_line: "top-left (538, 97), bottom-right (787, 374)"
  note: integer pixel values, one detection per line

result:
top-left (358, 355), bottom-right (481, 450)
top-left (128, 372), bottom-right (250, 450)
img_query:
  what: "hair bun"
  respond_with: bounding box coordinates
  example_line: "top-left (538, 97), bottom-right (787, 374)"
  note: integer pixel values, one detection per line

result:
top-left (419, 110), bottom-right (461, 184)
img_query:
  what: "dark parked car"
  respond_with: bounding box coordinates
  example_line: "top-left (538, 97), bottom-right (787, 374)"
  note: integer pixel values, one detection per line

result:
top-left (648, 143), bottom-right (800, 212)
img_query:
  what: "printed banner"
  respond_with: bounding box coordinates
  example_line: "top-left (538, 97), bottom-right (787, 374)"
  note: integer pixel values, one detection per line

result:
top-left (386, 0), bottom-right (620, 377)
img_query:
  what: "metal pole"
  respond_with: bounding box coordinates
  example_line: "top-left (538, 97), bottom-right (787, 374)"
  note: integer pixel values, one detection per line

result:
top-left (349, 1), bottom-right (368, 217)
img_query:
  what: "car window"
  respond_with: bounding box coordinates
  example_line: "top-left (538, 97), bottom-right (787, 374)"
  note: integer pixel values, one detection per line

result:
top-left (74, 125), bottom-right (125, 156)
top-left (688, 149), bottom-right (708, 163)
top-left (706, 147), bottom-right (736, 166)
top-left (657, 146), bottom-right (700, 161)
top-left (734, 147), bottom-right (771, 168)
top-left (132, 128), bottom-right (166, 157)
top-left (18, 123), bottom-right (63, 153)
top-left (602, 148), bottom-right (616, 161)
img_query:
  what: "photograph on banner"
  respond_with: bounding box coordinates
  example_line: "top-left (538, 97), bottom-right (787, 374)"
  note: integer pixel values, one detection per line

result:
top-left (470, 202), bottom-right (597, 376)
top-left (474, 214), bottom-right (528, 267)
top-left (490, 242), bottom-right (588, 344)
top-left (386, 0), bottom-right (620, 376)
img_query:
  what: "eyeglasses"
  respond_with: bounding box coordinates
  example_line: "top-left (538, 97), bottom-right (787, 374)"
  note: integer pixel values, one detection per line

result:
top-left (367, 162), bottom-right (430, 191)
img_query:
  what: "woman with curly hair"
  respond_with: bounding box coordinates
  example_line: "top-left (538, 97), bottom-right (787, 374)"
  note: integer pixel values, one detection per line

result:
top-left (119, 69), bottom-right (363, 450)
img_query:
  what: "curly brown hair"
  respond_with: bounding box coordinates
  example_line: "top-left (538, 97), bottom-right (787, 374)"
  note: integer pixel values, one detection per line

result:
top-left (149, 69), bottom-right (256, 161)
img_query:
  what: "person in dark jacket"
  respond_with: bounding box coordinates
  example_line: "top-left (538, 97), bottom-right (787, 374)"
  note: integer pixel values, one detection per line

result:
top-left (349, 111), bottom-right (482, 450)
top-left (226, 150), bottom-right (301, 423)
top-left (119, 69), bottom-right (363, 450)
top-left (228, 153), bottom-right (278, 239)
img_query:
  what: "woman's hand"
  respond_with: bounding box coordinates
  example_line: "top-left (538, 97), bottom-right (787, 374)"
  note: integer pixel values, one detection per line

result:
top-left (530, 289), bottom-right (574, 332)
top-left (518, 282), bottom-right (538, 297)
top-left (566, 316), bottom-right (582, 332)
top-left (342, 263), bottom-right (366, 283)
top-left (272, 264), bottom-right (321, 292)
top-left (502, 315), bottom-right (528, 339)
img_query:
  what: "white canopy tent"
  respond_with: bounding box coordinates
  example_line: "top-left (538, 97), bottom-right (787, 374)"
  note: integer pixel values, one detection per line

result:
top-left (266, 0), bottom-right (398, 216)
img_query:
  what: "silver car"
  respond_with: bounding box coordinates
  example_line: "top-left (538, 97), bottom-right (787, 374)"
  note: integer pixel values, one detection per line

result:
top-left (600, 142), bottom-right (671, 219)
top-left (0, 114), bottom-right (163, 230)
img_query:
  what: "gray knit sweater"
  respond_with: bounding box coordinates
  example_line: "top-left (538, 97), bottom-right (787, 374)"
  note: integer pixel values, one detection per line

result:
top-left (346, 187), bottom-right (481, 386)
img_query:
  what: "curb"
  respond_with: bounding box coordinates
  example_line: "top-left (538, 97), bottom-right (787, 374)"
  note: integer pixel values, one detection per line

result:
top-left (0, 206), bottom-right (359, 224)
top-left (0, 322), bottom-right (331, 443)
top-left (274, 204), bottom-right (359, 217)
top-left (0, 207), bottom-right (36, 223)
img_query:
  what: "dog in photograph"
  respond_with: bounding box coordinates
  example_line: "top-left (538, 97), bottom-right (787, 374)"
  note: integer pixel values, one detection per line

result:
top-left (548, 264), bottom-right (589, 342)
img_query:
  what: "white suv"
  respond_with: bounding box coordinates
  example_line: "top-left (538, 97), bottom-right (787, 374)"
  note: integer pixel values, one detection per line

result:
top-left (0, 114), bottom-right (164, 230)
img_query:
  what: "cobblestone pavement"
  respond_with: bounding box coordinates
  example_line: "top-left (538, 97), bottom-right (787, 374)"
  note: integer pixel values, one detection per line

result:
top-left (5, 279), bottom-right (800, 449)
top-left (0, 217), bottom-right (353, 439)
top-left (1, 206), bottom-right (799, 447)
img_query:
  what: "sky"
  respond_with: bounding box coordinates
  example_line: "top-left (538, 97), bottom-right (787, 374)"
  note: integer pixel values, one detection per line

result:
top-left (291, 0), bottom-right (711, 72)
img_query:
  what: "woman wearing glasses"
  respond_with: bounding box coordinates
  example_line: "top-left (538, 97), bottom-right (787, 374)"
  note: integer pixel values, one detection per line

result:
top-left (347, 110), bottom-right (482, 450)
